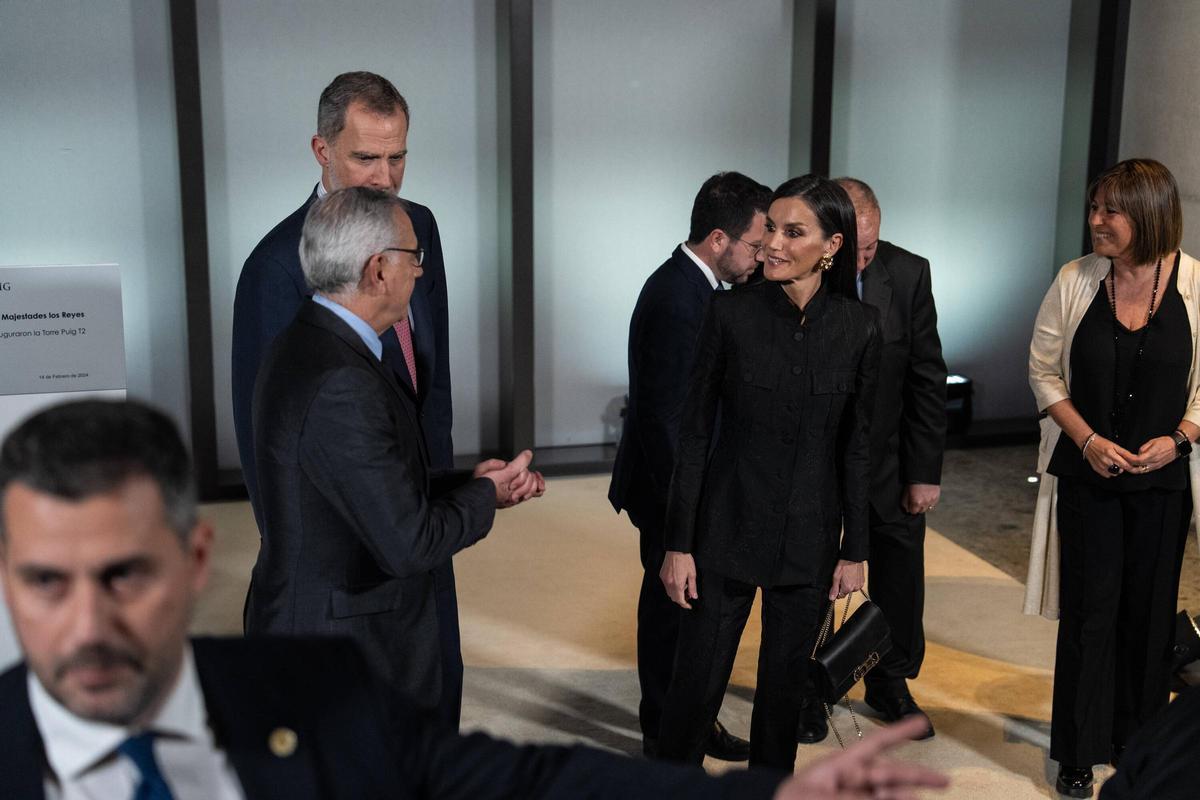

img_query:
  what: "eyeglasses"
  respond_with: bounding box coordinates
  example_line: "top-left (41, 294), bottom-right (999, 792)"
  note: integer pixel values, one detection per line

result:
top-left (382, 246), bottom-right (425, 266)
top-left (731, 236), bottom-right (763, 254)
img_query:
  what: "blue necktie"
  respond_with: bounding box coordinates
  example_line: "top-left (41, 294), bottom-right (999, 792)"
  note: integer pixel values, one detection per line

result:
top-left (118, 733), bottom-right (176, 800)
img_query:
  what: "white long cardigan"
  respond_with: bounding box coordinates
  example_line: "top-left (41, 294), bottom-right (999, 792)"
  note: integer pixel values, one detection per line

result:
top-left (1024, 251), bottom-right (1200, 619)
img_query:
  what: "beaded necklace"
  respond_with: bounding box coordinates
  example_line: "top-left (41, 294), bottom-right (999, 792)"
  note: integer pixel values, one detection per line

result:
top-left (1106, 255), bottom-right (1162, 442)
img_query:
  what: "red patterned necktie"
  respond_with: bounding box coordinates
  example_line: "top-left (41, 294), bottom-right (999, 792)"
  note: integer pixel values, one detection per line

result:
top-left (393, 317), bottom-right (418, 393)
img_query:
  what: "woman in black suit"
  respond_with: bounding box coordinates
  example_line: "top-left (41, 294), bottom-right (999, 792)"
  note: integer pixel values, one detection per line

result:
top-left (656, 175), bottom-right (881, 769)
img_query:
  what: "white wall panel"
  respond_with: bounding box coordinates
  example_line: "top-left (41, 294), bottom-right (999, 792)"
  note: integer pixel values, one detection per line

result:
top-left (531, 0), bottom-right (795, 447)
top-left (1121, 0), bottom-right (1200, 257)
top-left (831, 0), bottom-right (1072, 421)
top-left (198, 0), bottom-right (500, 466)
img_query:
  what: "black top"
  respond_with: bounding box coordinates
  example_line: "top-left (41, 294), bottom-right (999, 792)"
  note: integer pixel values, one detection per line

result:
top-left (1048, 260), bottom-right (1191, 491)
top-left (664, 281), bottom-right (880, 587)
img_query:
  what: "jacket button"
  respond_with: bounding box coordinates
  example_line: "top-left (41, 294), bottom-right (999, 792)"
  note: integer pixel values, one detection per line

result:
top-left (838, 383), bottom-right (847, 391)
top-left (793, 331), bottom-right (804, 341)
top-left (791, 365), bottom-right (802, 375)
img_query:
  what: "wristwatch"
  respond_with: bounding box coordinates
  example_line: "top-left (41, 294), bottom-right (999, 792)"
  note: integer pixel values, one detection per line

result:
top-left (1172, 430), bottom-right (1192, 459)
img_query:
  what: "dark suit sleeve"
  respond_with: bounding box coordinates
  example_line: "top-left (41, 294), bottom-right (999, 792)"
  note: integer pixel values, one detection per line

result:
top-left (408, 729), bottom-right (785, 800)
top-left (899, 259), bottom-right (947, 485)
top-left (632, 292), bottom-right (708, 503)
top-left (422, 210), bottom-right (455, 468)
top-left (232, 248), bottom-right (309, 500)
top-left (298, 366), bottom-right (495, 575)
top-left (839, 308), bottom-right (881, 562)
top-left (1099, 686), bottom-right (1200, 800)
top-left (663, 297), bottom-right (726, 553)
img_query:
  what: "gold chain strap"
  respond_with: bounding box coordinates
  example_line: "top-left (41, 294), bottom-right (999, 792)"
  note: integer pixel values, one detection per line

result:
top-left (811, 592), bottom-right (868, 749)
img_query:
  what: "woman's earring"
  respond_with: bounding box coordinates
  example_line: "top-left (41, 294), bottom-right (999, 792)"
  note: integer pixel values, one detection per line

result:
top-left (818, 252), bottom-right (833, 272)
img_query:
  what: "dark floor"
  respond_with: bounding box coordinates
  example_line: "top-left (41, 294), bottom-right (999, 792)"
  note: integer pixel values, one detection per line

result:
top-left (932, 444), bottom-right (1200, 613)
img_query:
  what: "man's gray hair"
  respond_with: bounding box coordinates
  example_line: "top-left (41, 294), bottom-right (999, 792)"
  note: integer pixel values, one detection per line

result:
top-left (834, 177), bottom-right (880, 213)
top-left (300, 187), bottom-right (406, 295)
top-left (317, 71), bottom-right (409, 143)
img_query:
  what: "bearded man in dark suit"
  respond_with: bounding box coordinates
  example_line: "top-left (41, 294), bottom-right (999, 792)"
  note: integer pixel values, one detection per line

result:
top-left (609, 172), bottom-right (771, 761)
top-left (0, 399), bottom-right (947, 800)
top-left (818, 177), bottom-right (947, 741)
top-left (231, 71), bottom-right (463, 729)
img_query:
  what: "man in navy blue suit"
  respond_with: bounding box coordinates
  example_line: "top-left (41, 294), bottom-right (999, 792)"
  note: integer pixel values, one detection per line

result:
top-left (230, 72), bottom-right (463, 730)
top-left (609, 172), bottom-right (771, 761)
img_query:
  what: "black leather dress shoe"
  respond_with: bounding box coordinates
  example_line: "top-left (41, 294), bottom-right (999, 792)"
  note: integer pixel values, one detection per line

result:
top-left (796, 701), bottom-right (828, 744)
top-left (704, 720), bottom-right (750, 761)
top-left (1055, 765), bottom-right (1094, 798)
top-left (863, 691), bottom-right (935, 739)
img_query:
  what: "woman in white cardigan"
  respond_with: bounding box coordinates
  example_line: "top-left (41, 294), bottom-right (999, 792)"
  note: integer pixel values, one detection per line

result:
top-left (1026, 158), bottom-right (1199, 799)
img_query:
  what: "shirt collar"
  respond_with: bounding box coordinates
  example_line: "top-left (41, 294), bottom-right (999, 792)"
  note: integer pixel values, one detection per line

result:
top-left (316, 180), bottom-right (328, 199)
top-left (312, 294), bottom-right (384, 360)
top-left (680, 243), bottom-right (722, 290)
top-left (29, 645), bottom-right (208, 782)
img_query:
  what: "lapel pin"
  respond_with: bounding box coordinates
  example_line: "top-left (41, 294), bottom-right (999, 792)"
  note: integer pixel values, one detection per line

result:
top-left (268, 727), bottom-right (298, 758)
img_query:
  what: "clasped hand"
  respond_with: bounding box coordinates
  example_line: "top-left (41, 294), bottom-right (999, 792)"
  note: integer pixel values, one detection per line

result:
top-left (474, 449), bottom-right (546, 507)
top-left (1083, 434), bottom-right (1178, 479)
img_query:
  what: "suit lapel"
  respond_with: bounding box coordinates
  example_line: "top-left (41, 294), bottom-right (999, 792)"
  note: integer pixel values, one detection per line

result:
top-left (409, 286), bottom-right (435, 401)
top-left (193, 640), bottom-right (325, 800)
top-left (0, 665), bottom-right (49, 800)
top-left (863, 258), bottom-right (893, 333)
top-left (303, 303), bottom-right (432, 470)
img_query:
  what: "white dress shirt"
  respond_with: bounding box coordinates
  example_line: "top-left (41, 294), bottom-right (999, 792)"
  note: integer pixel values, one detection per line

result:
top-left (680, 243), bottom-right (723, 290)
top-left (30, 646), bottom-right (245, 800)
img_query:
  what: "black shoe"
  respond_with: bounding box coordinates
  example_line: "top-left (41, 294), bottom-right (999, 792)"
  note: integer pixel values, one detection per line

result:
top-left (1055, 765), bottom-right (1094, 798)
top-left (797, 700), bottom-right (829, 744)
top-left (703, 720), bottom-right (750, 761)
top-left (863, 691), bottom-right (935, 739)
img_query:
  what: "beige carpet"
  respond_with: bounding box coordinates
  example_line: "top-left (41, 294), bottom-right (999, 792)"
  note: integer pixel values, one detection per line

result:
top-left (194, 475), bottom-right (1130, 798)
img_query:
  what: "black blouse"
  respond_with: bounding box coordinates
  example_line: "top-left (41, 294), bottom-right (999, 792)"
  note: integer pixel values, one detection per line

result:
top-left (1048, 258), bottom-right (1191, 491)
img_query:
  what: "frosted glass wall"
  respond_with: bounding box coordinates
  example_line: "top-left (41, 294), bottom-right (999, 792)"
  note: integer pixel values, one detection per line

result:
top-left (532, 0), bottom-right (795, 447)
top-left (1121, 1), bottom-right (1200, 256)
top-left (0, 1), bottom-right (186, 669)
top-left (198, 0), bottom-right (500, 467)
top-left (830, 0), bottom-right (1072, 421)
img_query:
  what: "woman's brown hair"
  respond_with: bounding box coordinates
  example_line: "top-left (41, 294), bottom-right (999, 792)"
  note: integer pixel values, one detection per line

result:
top-left (1088, 158), bottom-right (1183, 265)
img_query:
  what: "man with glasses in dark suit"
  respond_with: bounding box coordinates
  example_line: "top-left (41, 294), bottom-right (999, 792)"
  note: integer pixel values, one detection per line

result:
top-left (609, 171), bottom-right (771, 761)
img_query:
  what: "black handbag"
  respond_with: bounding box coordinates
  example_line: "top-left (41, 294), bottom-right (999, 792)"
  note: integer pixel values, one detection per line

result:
top-left (809, 591), bottom-right (893, 747)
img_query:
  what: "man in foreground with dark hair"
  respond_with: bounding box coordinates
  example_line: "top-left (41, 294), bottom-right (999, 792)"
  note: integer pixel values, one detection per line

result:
top-left (0, 399), bottom-right (949, 798)
top-left (232, 71), bottom-right (464, 730)
top-left (609, 171), bottom-right (771, 760)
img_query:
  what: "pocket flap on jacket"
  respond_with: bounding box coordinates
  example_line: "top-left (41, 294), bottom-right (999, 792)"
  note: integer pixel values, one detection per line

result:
top-left (811, 369), bottom-right (856, 395)
top-left (330, 580), bottom-right (403, 619)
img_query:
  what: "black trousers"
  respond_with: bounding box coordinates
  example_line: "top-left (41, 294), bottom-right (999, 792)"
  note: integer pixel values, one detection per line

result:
top-left (433, 560), bottom-right (464, 732)
top-left (657, 569), bottom-right (824, 770)
top-left (863, 507), bottom-right (926, 693)
top-left (1052, 477), bottom-right (1191, 766)
top-left (634, 520), bottom-right (682, 740)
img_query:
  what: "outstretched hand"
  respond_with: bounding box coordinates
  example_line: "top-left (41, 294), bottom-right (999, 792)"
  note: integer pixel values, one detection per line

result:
top-left (773, 716), bottom-right (949, 800)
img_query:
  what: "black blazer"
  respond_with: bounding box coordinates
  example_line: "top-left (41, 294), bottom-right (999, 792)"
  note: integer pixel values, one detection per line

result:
top-left (608, 246), bottom-right (715, 530)
top-left (665, 282), bottom-right (880, 587)
top-left (861, 241), bottom-right (947, 521)
top-left (244, 301), bottom-right (494, 709)
top-left (231, 189), bottom-right (455, 515)
top-left (0, 637), bottom-right (787, 800)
